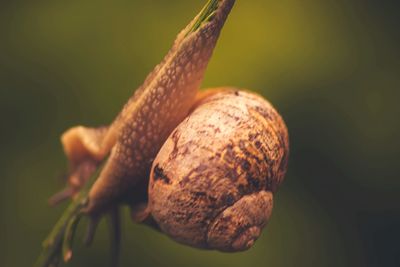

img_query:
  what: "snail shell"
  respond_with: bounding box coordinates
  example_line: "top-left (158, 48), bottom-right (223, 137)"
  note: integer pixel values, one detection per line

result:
top-left (148, 88), bottom-right (289, 251)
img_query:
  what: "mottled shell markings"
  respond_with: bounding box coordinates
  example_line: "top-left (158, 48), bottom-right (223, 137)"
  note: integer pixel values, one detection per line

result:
top-left (148, 89), bottom-right (289, 251)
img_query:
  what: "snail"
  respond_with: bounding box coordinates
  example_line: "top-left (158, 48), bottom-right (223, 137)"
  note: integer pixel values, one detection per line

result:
top-left (38, 0), bottom-right (289, 266)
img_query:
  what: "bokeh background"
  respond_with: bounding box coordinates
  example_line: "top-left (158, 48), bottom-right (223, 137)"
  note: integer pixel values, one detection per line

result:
top-left (1, 0), bottom-right (399, 266)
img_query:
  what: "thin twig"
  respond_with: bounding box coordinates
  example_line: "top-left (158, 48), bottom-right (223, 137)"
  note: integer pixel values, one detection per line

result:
top-left (34, 165), bottom-right (103, 267)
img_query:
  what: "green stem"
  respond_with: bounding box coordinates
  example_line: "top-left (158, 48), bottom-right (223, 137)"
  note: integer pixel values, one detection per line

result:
top-left (185, 0), bottom-right (220, 36)
top-left (34, 165), bottom-right (103, 267)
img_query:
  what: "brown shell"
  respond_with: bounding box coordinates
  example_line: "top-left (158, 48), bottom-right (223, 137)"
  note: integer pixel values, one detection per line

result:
top-left (148, 88), bottom-right (289, 251)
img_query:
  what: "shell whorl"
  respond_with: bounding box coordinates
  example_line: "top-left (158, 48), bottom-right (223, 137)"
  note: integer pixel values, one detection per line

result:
top-left (148, 88), bottom-right (289, 251)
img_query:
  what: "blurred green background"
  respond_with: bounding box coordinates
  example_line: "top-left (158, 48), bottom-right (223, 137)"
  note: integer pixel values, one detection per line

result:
top-left (1, 0), bottom-right (399, 266)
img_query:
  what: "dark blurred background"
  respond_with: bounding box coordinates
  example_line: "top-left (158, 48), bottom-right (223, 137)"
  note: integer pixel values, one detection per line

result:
top-left (1, 0), bottom-right (399, 266)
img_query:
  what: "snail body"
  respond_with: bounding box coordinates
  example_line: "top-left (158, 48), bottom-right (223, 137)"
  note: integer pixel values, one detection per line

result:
top-left (54, 0), bottom-right (235, 215)
top-left (148, 89), bottom-right (289, 251)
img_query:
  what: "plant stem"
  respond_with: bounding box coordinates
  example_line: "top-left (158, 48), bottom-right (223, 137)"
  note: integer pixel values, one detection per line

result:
top-left (34, 165), bottom-right (103, 267)
top-left (185, 0), bottom-right (220, 36)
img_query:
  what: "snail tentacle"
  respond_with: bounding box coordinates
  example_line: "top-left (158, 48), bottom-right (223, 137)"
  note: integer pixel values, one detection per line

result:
top-left (61, 125), bottom-right (110, 162)
top-left (49, 126), bottom-right (110, 205)
top-left (48, 187), bottom-right (75, 206)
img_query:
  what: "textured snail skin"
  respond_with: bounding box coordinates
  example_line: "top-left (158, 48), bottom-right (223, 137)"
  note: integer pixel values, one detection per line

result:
top-left (148, 89), bottom-right (289, 251)
top-left (57, 0), bottom-right (235, 215)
